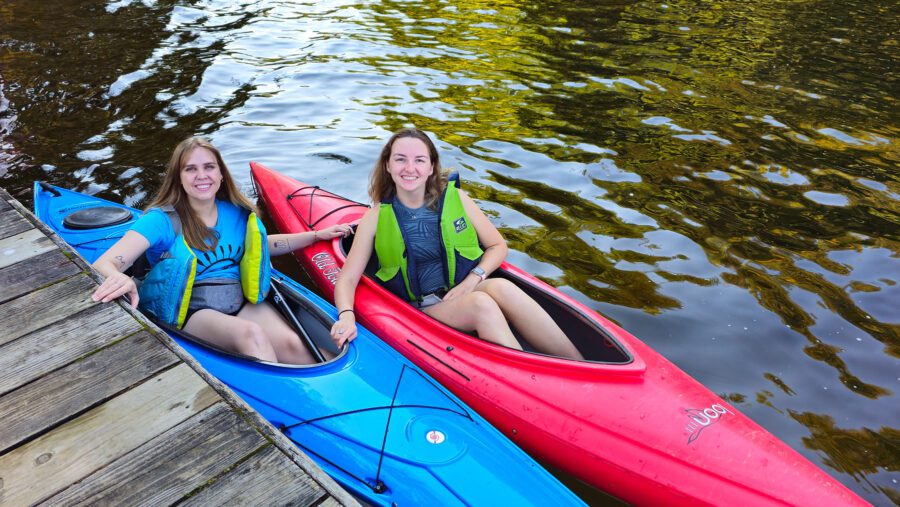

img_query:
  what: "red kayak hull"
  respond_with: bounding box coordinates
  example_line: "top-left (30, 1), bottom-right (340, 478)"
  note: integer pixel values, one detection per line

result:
top-left (251, 162), bottom-right (867, 506)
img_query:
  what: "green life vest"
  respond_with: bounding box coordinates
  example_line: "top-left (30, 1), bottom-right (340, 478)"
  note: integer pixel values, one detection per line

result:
top-left (138, 206), bottom-right (271, 328)
top-left (374, 177), bottom-right (483, 302)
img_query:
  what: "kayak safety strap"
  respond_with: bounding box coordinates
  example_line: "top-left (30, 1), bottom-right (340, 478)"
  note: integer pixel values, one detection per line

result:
top-left (279, 365), bottom-right (471, 432)
top-left (281, 403), bottom-right (468, 430)
top-left (279, 364), bottom-right (473, 495)
top-left (286, 185), bottom-right (368, 230)
top-left (371, 364), bottom-right (405, 491)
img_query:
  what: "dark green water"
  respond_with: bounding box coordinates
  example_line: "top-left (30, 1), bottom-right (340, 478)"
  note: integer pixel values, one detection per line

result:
top-left (1, 0), bottom-right (897, 504)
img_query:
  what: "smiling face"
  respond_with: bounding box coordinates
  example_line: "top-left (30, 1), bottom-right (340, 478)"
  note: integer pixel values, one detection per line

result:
top-left (179, 147), bottom-right (222, 204)
top-left (386, 136), bottom-right (434, 196)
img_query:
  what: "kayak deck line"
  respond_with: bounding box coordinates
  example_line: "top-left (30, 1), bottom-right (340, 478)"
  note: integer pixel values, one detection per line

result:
top-left (0, 186), bottom-right (359, 506)
top-left (407, 338), bottom-right (473, 381)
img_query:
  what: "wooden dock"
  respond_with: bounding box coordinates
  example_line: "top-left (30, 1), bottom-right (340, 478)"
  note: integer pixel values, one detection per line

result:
top-left (0, 187), bottom-right (359, 506)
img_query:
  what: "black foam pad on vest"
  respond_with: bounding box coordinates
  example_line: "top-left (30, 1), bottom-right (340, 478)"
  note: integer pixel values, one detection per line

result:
top-left (63, 207), bottom-right (132, 230)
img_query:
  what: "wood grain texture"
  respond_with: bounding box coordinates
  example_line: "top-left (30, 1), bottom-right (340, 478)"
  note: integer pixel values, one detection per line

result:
top-left (0, 249), bottom-right (81, 305)
top-left (0, 274), bottom-right (101, 346)
top-left (0, 228), bottom-right (56, 270)
top-left (0, 363), bottom-right (220, 506)
top-left (181, 444), bottom-right (329, 507)
top-left (42, 402), bottom-right (268, 506)
top-left (0, 209), bottom-right (32, 240)
top-left (0, 303), bottom-right (143, 396)
top-left (0, 331), bottom-right (179, 453)
top-left (0, 188), bottom-right (356, 506)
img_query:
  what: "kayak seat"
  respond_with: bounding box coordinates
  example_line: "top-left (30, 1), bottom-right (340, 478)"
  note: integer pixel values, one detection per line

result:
top-left (64, 206), bottom-right (132, 230)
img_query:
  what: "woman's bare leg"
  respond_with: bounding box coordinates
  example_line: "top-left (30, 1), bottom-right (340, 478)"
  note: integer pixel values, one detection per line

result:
top-left (424, 291), bottom-right (523, 350)
top-left (238, 301), bottom-right (330, 365)
top-left (477, 279), bottom-right (584, 360)
top-left (183, 309), bottom-right (279, 362)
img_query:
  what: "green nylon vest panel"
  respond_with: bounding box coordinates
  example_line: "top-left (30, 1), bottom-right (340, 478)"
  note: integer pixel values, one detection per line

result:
top-left (373, 187), bottom-right (483, 301)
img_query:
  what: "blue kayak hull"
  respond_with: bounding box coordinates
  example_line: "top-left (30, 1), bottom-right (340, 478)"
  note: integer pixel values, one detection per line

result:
top-left (33, 182), bottom-right (584, 507)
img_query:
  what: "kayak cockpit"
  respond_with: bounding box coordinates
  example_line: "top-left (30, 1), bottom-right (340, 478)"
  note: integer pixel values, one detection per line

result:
top-left (339, 234), bottom-right (632, 365)
top-left (157, 276), bottom-right (346, 368)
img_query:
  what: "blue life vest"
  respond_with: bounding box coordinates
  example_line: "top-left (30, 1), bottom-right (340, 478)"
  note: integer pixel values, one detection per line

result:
top-left (138, 205), bottom-right (271, 328)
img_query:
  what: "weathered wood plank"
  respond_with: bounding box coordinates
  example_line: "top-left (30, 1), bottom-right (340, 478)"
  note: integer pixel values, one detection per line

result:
top-left (0, 195), bottom-right (11, 212)
top-left (0, 228), bottom-right (56, 270)
top-left (0, 303), bottom-right (144, 396)
top-left (0, 363), bottom-right (220, 506)
top-left (0, 249), bottom-right (81, 305)
top-left (0, 273), bottom-right (100, 347)
top-left (182, 444), bottom-right (328, 507)
top-left (0, 209), bottom-right (32, 240)
top-left (42, 402), bottom-right (268, 506)
top-left (0, 331), bottom-right (179, 453)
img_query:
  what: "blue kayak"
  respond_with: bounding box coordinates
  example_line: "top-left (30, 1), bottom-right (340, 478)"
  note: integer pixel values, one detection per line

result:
top-left (33, 182), bottom-right (585, 507)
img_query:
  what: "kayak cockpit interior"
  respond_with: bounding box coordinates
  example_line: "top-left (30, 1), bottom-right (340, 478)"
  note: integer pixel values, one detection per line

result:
top-left (157, 276), bottom-right (346, 368)
top-left (340, 233), bottom-right (632, 365)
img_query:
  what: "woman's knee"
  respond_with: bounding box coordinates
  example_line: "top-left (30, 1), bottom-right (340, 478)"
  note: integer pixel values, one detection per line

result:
top-left (467, 291), bottom-right (502, 315)
top-left (237, 321), bottom-right (271, 354)
top-left (483, 278), bottom-right (523, 302)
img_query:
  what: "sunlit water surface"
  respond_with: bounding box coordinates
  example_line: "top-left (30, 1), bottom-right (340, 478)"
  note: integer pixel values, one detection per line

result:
top-left (1, 0), bottom-right (897, 504)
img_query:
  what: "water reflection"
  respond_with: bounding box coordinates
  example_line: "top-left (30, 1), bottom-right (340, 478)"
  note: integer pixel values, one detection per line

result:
top-left (1, 0), bottom-right (897, 504)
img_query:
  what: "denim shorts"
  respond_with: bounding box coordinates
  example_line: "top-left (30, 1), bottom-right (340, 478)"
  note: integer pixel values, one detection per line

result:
top-left (185, 278), bottom-right (245, 323)
top-left (413, 290), bottom-right (446, 310)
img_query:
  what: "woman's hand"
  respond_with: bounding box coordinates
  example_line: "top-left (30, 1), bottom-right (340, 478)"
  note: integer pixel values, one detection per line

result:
top-left (91, 271), bottom-right (139, 308)
top-left (442, 274), bottom-right (480, 302)
top-left (315, 224), bottom-right (354, 241)
top-left (330, 312), bottom-right (358, 348)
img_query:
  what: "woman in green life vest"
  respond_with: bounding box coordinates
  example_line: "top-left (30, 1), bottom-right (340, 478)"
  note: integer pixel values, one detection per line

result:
top-left (90, 137), bottom-right (352, 364)
top-left (330, 128), bottom-right (583, 360)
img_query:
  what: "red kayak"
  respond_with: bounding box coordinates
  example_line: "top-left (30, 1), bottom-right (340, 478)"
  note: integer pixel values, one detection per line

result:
top-left (251, 162), bottom-right (867, 506)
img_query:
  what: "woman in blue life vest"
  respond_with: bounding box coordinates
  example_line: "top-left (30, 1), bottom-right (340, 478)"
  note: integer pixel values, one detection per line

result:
top-left (330, 128), bottom-right (583, 360)
top-left (90, 137), bottom-right (352, 364)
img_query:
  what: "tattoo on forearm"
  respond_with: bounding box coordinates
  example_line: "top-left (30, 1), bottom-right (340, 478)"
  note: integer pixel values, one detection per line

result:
top-left (114, 255), bottom-right (126, 268)
top-left (274, 239), bottom-right (289, 250)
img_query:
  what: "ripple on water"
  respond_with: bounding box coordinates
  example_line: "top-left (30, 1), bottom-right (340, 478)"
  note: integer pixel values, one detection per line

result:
top-left (803, 191), bottom-right (850, 207)
top-left (584, 159), bottom-right (641, 183)
top-left (1, 0), bottom-right (897, 503)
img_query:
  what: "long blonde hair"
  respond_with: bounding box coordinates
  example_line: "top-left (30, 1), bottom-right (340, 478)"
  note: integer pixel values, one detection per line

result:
top-left (368, 128), bottom-right (446, 209)
top-left (145, 136), bottom-right (257, 251)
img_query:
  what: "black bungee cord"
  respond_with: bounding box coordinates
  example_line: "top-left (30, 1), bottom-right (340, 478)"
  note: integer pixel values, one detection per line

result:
top-left (279, 364), bottom-right (472, 495)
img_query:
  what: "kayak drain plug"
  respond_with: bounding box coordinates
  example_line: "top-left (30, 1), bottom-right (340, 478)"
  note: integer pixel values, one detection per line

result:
top-left (373, 480), bottom-right (386, 493)
top-left (446, 346), bottom-right (453, 351)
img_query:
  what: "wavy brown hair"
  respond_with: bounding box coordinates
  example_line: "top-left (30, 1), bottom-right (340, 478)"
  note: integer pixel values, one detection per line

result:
top-left (145, 137), bottom-right (257, 251)
top-left (368, 128), bottom-right (446, 209)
